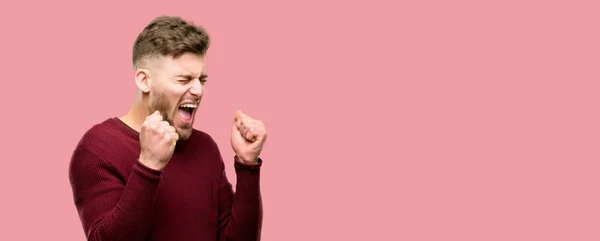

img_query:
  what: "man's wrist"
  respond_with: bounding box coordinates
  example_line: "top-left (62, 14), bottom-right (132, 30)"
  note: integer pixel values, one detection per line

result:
top-left (138, 157), bottom-right (163, 171)
top-left (235, 155), bottom-right (259, 165)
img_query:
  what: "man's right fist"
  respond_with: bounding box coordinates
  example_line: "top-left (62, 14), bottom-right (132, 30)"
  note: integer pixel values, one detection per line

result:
top-left (138, 110), bottom-right (179, 170)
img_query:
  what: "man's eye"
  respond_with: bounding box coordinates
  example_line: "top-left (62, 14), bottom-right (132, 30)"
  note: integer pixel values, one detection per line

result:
top-left (200, 79), bottom-right (207, 83)
top-left (178, 79), bottom-right (190, 83)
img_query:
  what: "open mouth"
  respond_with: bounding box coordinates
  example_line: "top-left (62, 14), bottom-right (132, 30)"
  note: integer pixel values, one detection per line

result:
top-left (178, 103), bottom-right (197, 123)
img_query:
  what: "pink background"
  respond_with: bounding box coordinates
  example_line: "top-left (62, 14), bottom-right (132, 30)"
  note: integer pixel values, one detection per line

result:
top-left (1, 0), bottom-right (599, 240)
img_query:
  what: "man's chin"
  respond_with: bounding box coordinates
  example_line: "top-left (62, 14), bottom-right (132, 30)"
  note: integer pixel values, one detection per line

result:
top-left (176, 127), bottom-right (193, 140)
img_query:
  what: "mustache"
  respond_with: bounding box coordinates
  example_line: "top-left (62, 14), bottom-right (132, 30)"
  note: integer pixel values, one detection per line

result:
top-left (179, 97), bottom-right (200, 104)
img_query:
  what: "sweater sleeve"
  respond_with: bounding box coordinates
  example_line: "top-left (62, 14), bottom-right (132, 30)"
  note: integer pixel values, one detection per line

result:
top-left (217, 156), bottom-right (263, 241)
top-left (69, 144), bottom-right (162, 241)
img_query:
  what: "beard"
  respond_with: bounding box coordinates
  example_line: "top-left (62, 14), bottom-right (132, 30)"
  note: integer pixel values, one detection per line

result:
top-left (148, 90), bottom-right (193, 140)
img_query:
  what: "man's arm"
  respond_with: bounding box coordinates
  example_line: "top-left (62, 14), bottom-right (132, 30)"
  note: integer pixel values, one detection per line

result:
top-left (217, 156), bottom-right (263, 241)
top-left (69, 144), bottom-right (162, 241)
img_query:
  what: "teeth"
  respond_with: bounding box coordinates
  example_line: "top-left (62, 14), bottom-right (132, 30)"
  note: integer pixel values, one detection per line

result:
top-left (180, 104), bottom-right (197, 108)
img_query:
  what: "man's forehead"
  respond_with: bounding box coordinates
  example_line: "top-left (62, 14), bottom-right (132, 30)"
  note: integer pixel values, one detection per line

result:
top-left (169, 54), bottom-right (207, 75)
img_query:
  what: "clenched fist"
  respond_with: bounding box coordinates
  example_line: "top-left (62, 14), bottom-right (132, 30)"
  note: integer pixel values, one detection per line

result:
top-left (139, 110), bottom-right (179, 170)
top-left (231, 110), bottom-right (267, 165)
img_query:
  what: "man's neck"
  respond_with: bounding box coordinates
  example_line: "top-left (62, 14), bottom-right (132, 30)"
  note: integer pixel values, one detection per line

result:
top-left (119, 100), bottom-right (150, 133)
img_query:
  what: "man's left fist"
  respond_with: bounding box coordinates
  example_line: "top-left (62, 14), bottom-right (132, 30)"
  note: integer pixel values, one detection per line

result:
top-left (231, 110), bottom-right (267, 164)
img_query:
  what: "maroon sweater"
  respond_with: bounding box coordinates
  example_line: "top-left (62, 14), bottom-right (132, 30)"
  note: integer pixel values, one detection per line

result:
top-left (68, 117), bottom-right (263, 241)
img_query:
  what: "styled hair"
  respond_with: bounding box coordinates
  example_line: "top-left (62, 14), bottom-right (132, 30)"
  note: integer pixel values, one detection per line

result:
top-left (132, 15), bottom-right (210, 68)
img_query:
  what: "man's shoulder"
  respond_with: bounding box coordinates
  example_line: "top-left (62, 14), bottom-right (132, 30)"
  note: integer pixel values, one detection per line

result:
top-left (190, 128), bottom-right (218, 146)
top-left (70, 118), bottom-right (126, 167)
top-left (191, 128), bottom-right (212, 139)
top-left (80, 117), bottom-right (118, 138)
top-left (183, 129), bottom-right (227, 166)
top-left (180, 128), bottom-right (223, 155)
top-left (75, 118), bottom-right (131, 150)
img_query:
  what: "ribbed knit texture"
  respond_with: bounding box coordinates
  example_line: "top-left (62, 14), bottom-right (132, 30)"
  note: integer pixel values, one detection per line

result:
top-left (69, 117), bottom-right (263, 241)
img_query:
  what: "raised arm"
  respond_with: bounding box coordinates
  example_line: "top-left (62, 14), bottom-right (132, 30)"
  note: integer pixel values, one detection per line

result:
top-left (69, 145), bottom-right (162, 241)
top-left (217, 157), bottom-right (263, 241)
top-left (69, 111), bottom-right (179, 240)
top-left (217, 110), bottom-right (268, 240)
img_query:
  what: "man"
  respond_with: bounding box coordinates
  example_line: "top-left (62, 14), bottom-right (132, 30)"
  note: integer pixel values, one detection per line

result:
top-left (68, 15), bottom-right (266, 241)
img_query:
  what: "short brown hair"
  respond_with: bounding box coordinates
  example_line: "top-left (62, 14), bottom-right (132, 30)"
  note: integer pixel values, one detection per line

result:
top-left (132, 15), bottom-right (210, 68)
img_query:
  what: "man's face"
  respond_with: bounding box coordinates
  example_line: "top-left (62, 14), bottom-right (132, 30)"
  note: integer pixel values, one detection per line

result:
top-left (146, 53), bottom-right (207, 140)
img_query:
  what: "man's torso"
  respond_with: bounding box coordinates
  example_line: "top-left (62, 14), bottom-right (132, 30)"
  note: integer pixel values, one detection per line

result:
top-left (88, 118), bottom-right (224, 240)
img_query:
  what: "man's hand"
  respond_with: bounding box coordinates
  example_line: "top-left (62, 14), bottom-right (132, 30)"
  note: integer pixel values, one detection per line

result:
top-left (139, 110), bottom-right (179, 170)
top-left (231, 110), bottom-right (267, 164)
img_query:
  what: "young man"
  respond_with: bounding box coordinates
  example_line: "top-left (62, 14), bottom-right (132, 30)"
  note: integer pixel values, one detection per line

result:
top-left (68, 15), bottom-right (266, 241)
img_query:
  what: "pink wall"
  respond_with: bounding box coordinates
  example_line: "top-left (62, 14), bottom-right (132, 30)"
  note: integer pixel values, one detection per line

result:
top-left (1, 0), bottom-right (599, 240)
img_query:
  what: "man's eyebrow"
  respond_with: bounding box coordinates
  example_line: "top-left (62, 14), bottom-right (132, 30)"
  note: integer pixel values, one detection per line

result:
top-left (174, 73), bottom-right (208, 79)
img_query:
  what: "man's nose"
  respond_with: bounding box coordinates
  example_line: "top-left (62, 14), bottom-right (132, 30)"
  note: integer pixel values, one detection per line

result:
top-left (188, 78), bottom-right (204, 97)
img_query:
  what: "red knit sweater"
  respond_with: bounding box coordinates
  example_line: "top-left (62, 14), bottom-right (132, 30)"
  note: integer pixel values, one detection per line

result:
top-left (68, 117), bottom-right (263, 241)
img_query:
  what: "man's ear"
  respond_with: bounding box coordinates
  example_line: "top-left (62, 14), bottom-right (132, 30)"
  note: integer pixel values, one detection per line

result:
top-left (135, 68), bottom-right (152, 93)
